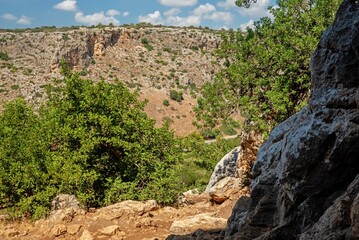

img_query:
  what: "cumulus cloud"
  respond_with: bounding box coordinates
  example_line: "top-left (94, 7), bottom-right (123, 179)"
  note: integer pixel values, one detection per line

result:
top-left (240, 19), bottom-right (255, 31)
top-left (138, 11), bottom-right (163, 25)
top-left (158, 0), bottom-right (197, 7)
top-left (53, 0), bottom-right (77, 11)
top-left (16, 16), bottom-right (31, 25)
top-left (139, 3), bottom-right (233, 27)
top-left (2, 13), bottom-right (17, 20)
top-left (217, 0), bottom-right (236, 9)
top-left (123, 12), bottom-right (130, 17)
top-left (138, 10), bottom-right (202, 27)
top-left (164, 8), bottom-right (181, 17)
top-left (238, 0), bottom-right (270, 18)
top-left (191, 4), bottom-right (233, 25)
top-left (204, 11), bottom-right (234, 24)
top-left (75, 12), bottom-right (120, 26)
top-left (193, 3), bottom-right (216, 16)
top-left (166, 15), bottom-right (201, 26)
top-left (106, 9), bottom-right (120, 17)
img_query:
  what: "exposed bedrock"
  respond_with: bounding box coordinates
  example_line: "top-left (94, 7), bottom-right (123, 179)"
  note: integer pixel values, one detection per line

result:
top-left (224, 0), bottom-right (359, 239)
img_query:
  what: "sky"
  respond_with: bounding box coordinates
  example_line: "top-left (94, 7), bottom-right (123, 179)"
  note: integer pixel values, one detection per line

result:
top-left (0, 0), bottom-right (276, 30)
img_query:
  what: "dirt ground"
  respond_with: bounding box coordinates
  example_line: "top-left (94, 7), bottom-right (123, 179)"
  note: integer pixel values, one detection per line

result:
top-left (0, 191), bottom-right (248, 240)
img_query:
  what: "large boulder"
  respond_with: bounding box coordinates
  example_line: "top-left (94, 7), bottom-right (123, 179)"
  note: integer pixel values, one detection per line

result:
top-left (205, 132), bottom-right (263, 203)
top-left (224, 0), bottom-right (359, 239)
top-left (169, 213), bottom-right (227, 235)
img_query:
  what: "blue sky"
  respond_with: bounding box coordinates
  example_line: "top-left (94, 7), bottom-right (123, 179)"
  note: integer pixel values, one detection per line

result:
top-left (0, 0), bottom-right (275, 30)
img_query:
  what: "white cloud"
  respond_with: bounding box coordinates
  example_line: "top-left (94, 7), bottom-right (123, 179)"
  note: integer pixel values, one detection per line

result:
top-left (193, 3), bottom-right (216, 16)
top-left (139, 4), bottom-right (233, 28)
top-left (204, 11), bottom-right (234, 24)
top-left (53, 0), bottom-right (77, 11)
top-left (16, 16), bottom-right (31, 25)
top-left (164, 8), bottom-right (181, 17)
top-left (2, 13), bottom-right (17, 20)
top-left (75, 12), bottom-right (120, 26)
top-left (138, 11), bottom-right (163, 25)
top-left (166, 15), bottom-right (201, 26)
top-left (217, 0), bottom-right (236, 9)
top-left (106, 9), bottom-right (120, 17)
top-left (123, 12), bottom-right (130, 17)
top-left (240, 19), bottom-right (255, 31)
top-left (238, 0), bottom-right (270, 18)
top-left (158, 0), bottom-right (197, 7)
top-left (138, 10), bottom-right (201, 27)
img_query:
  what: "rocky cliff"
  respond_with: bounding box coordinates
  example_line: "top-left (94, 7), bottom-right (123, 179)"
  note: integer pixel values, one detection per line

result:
top-left (0, 26), bottom-right (222, 135)
top-left (169, 0), bottom-right (359, 239)
top-left (223, 0), bottom-right (359, 239)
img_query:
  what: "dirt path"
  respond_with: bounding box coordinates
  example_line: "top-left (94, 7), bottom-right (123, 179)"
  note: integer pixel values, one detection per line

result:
top-left (0, 192), bottom-right (245, 240)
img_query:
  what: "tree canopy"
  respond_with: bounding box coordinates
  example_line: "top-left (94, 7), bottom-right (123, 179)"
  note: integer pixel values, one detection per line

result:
top-left (194, 0), bottom-right (342, 136)
top-left (0, 73), bottom-right (184, 218)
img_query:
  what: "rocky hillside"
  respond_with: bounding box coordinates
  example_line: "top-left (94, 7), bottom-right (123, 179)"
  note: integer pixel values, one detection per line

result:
top-left (0, 26), bottom-right (222, 135)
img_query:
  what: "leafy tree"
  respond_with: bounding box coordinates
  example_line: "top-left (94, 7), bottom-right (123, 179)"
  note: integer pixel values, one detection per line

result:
top-left (42, 73), bottom-right (183, 206)
top-left (0, 99), bottom-right (53, 219)
top-left (0, 72), bottom-right (185, 219)
top-left (195, 0), bottom-right (342, 136)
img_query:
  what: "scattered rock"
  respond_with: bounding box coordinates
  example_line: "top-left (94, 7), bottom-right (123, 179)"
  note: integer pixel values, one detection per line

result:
top-left (208, 177), bottom-right (241, 204)
top-left (67, 224), bottom-right (82, 235)
top-left (48, 194), bottom-right (85, 223)
top-left (99, 225), bottom-right (121, 236)
top-left (6, 230), bottom-right (19, 238)
top-left (97, 200), bottom-right (159, 221)
top-left (80, 229), bottom-right (94, 240)
top-left (170, 213), bottom-right (227, 235)
top-left (51, 224), bottom-right (67, 237)
top-left (0, 214), bottom-right (9, 221)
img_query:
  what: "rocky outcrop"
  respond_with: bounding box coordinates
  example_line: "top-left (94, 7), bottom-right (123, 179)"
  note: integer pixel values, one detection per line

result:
top-left (170, 213), bottom-right (227, 235)
top-left (223, 0), bottom-right (359, 239)
top-left (205, 132), bottom-right (263, 203)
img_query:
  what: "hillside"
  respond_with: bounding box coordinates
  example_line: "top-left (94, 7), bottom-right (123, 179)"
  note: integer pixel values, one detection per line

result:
top-left (0, 26), bottom-right (222, 135)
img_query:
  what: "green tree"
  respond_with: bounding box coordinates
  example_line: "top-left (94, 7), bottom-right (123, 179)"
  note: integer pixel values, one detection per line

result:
top-left (0, 72), bottom-right (184, 219)
top-left (42, 73), bottom-right (182, 206)
top-left (0, 99), bottom-right (53, 219)
top-left (195, 0), bottom-right (342, 136)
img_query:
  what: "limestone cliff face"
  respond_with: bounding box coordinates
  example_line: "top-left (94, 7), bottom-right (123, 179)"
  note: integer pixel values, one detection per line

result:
top-left (0, 27), bottom-right (221, 108)
top-left (224, 0), bottom-right (359, 239)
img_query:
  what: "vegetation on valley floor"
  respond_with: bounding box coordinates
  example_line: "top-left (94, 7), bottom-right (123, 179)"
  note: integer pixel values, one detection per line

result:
top-left (0, 69), bottom-right (239, 220)
top-left (0, 0), bottom-right (343, 220)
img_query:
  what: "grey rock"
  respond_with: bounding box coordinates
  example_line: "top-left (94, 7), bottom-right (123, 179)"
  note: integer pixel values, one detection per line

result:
top-left (224, 0), bottom-right (359, 239)
top-left (205, 147), bottom-right (240, 192)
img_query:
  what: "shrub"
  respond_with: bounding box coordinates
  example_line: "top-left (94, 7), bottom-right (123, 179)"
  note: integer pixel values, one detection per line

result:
top-left (169, 90), bottom-right (183, 102)
top-left (0, 72), bottom-right (184, 219)
top-left (141, 38), bottom-right (154, 51)
top-left (163, 99), bottom-right (170, 106)
top-left (0, 52), bottom-right (9, 61)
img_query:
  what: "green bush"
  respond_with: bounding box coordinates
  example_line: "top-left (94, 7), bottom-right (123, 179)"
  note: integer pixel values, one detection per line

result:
top-left (163, 99), bottom-right (170, 106)
top-left (0, 72), bottom-right (184, 219)
top-left (0, 52), bottom-right (9, 61)
top-left (169, 90), bottom-right (183, 102)
top-left (141, 38), bottom-right (153, 51)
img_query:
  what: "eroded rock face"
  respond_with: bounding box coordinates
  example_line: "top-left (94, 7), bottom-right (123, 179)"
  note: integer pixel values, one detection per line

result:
top-left (205, 132), bottom-right (263, 203)
top-left (224, 0), bottom-right (359, 239)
